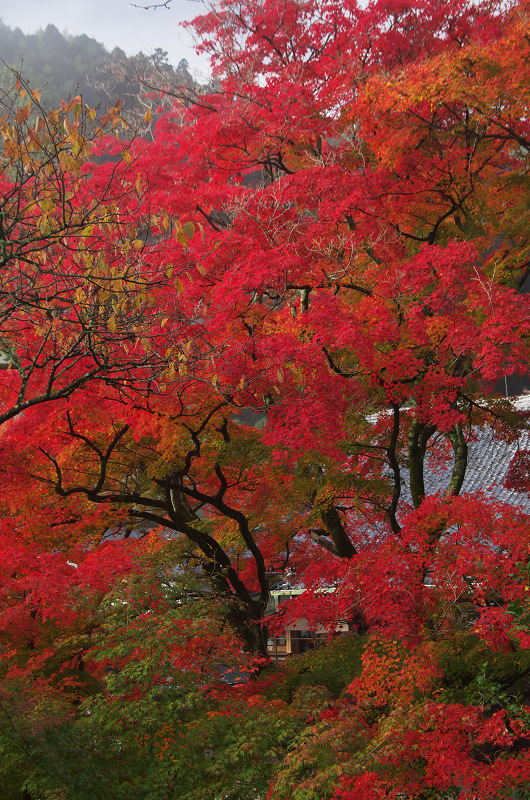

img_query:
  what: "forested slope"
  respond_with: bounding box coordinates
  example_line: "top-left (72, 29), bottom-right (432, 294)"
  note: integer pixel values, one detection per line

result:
top-left (0, 20), bottom-right (195, 113)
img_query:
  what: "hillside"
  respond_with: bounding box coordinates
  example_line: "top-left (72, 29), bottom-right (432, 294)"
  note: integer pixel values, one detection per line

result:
top-left (0, 19), bottom-right (195, 114)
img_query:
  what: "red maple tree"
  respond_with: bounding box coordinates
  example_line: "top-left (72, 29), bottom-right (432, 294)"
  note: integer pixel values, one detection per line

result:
top-left (1, 1), bottom-right (530, 797)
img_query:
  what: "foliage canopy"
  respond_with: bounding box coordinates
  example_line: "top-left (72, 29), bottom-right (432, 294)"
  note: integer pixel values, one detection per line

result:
top-left (1, 0), bottom-right (530, 797)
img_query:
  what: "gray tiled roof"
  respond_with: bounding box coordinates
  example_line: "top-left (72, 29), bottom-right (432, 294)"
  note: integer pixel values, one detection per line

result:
top-left (419, 396), bottom-right (530, 512)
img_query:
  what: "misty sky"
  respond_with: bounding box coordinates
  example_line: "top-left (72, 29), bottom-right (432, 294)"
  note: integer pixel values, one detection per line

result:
top-left (1, 0), bottom-right (210, 76)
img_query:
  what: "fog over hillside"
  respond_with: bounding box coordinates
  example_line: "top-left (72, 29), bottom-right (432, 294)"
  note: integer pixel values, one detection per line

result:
top-left (0, 19), bottom-right (198, 114)
top-left (0, 0), bottom-right (205, 74)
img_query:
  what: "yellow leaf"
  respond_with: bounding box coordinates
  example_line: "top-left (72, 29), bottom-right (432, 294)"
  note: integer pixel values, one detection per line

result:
top-left (121, 149), bottom-right (131, 164)
top-left (67, 156), bottom-right (81, 177)
top-left (39, 199), bottom-right (53, 214)
top-left (144, 108), bottom-right (153, 124)
top-left (182, 221), bottom-right (195, 239)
